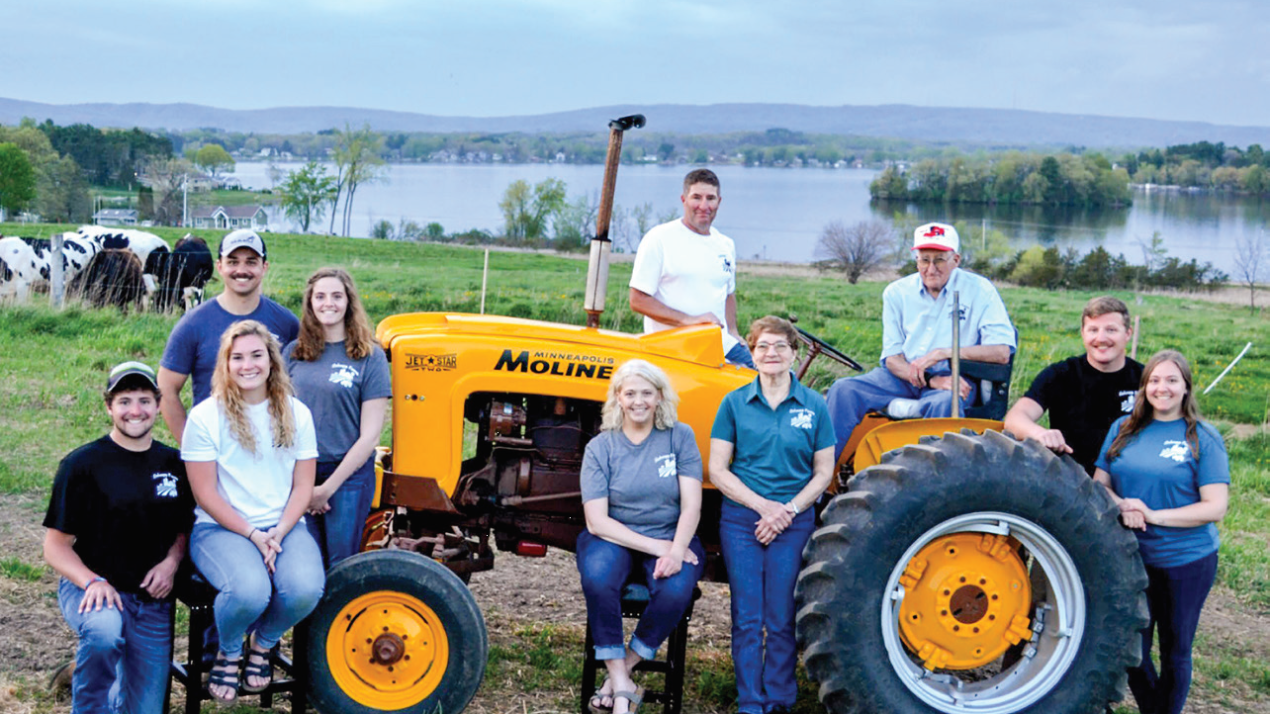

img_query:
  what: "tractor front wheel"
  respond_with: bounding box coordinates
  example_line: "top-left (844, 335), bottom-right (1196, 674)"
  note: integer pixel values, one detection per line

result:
top-left (796, 429), bottom-right (1147, 714)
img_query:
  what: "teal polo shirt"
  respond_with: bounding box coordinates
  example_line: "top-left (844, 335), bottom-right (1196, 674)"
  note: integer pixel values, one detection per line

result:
top-left (711, 373), bottom-right (836, 506)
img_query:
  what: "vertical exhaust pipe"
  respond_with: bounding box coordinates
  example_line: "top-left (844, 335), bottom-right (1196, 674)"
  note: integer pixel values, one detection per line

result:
top-left (585, 114), bottom-right (645, 329)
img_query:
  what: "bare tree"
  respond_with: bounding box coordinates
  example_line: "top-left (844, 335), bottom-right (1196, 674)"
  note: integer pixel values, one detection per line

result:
top-left (142, 157), bottom-right (194, 227)
top-left (1233, 231), bottom-right (1268, 313)
top-left (815, 220), bottom-right (896, 284)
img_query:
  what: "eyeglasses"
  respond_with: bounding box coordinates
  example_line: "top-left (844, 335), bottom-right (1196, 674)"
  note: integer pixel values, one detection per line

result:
top-left (753, 341), bottom-right (793, 354)
top-left (916, 256), bottom-right (952, 267)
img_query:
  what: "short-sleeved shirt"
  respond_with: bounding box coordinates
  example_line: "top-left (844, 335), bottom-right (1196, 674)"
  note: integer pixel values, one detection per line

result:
top-left (880, 268), bottom-right (1015, 368)
top-left (181, 396), bottom-right (319, 528)
top-left (580, 423), bottom-right (702, 540)
top-left (1095, 418), bottom-right (1229, 568)
top-left (1024, 355), bottom-right (1143, 474)
top-left (629, 219), bottom-right (739, 353)
top-left (284, 340), bottom-right (391, 463)
top-left (711, 373), bottom-right (836, 505)
top-left (43, 436), bottom-right (193, 596)
top-left (161, 297), bottom-right (299, 406)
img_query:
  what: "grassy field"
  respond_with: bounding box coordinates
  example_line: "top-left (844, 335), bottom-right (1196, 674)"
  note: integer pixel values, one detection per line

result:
top-left (1, 222), bottom-right (1268, 713)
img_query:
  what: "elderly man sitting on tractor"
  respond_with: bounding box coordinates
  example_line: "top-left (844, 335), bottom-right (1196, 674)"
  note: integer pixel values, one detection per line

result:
top-left (825, 222), bottom-right (1016, 461)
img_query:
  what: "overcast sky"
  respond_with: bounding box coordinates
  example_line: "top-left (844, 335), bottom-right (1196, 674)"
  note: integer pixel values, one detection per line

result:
top-left (7, 0), bottom-right (1267, 127)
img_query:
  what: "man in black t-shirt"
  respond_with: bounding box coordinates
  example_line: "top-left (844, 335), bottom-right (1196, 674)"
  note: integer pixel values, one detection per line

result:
top-left (1005, 296), bottom-right (1143, 475)
top-left (43, 361), bottom-right (193, 714)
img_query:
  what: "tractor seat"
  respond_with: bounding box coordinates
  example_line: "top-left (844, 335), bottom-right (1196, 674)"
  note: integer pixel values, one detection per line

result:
top-left (885, 356), bottom-right (1015, 422)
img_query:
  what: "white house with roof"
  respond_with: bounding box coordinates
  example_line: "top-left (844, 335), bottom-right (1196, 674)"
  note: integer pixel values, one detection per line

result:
top-left (191, 205), bottom-right (268, 230)
top-left (92, 208), bottom-right (139, 226)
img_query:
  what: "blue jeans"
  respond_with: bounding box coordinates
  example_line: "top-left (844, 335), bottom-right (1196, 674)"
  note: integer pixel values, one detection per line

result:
top-left (826, 366), bottom-right (975, 460)
top-left (576, 530), bottom-right (706, 661)
top-left (190, 522), bottom-right (325, 657)
top-left (1129, 550), bottom-right (1218, 714)
top-left (726, 341), bottom-right (758, 370)
top-left (57, 578), bottom-right (172, 714)
top-left (307, 457), bottom-right (376, 568)
top-left (719, 500), bottom-right (815, 714)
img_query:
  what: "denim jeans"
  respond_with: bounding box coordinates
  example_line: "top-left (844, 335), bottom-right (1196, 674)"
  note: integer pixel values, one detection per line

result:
top-left (719, 500), bottom-right (815, 714)
top-left (307, 457), bottom-right (376, 568)
top-left (826, 366), bottom-right (975, 460)
top-left (57, 578), bottom-right (172, 714)
top-left (576, 530), bottom-right (706, 661)
top-left (726, 341), bottom-right (758, 370)
top-left (190, 522), bottom-right (325, 657)
top-left (1129, 550), bottom-right (1218, 714)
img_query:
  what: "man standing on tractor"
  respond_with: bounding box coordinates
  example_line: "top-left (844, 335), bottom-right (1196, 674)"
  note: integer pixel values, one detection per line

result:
top-left (825, 222), bottom-right (1015, 460)
top-left (629, 168), bottom-right (756, 369)
top-left (1005, 296), bottom-right (1143, 475)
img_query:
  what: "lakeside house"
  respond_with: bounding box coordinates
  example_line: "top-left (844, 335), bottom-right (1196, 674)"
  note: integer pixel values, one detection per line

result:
top-left (92, 208), bottom-right (139, 226)
top-left (191, 204), bottom-right (268, 231)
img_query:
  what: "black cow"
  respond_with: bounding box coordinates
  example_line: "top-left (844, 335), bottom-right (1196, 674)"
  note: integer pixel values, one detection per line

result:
top-left (70, 249), bottom-right (147, 313)
top-left (149, 234), bottom-right (215, 312)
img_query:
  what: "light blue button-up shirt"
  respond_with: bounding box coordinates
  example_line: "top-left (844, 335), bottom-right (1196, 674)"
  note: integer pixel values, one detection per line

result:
top-left (880, 268), bottom-right (1015, 369)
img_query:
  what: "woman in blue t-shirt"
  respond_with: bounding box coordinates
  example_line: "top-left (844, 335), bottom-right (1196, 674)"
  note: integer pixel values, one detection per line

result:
top-left (284, 267), bottom-right (390, 568)
top-left (1094, 349), bottom-right (1229, 714)
top-left (577, 359), bottom-right (705, 714)
top-left (709, 316), bottom-right (836, 714)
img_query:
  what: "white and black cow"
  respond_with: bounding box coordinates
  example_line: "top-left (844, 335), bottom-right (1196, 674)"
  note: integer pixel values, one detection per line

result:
top-left (0, 234), bottom-right (102, 300)
top-left (149, 234), bottom-right (215, 312)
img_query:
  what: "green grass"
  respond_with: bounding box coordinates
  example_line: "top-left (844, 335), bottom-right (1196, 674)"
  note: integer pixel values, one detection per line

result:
top-left (0, 557), bottom-right (46, 582)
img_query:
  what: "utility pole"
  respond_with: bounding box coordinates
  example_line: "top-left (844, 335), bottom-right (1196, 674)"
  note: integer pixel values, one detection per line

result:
top-left (182, 174), bottom-right (189, 228)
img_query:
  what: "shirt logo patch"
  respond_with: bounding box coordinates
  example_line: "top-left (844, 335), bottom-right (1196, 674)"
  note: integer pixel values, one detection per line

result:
top-left (656, 454), bottom-right (677, 479)
top-left (1120, 390), bottom-right (1137, 413)
top-left (1159, 440), bottom-right (1190, 463)
top-left (153, 472), bottom-right (179, 498)
top-left (790, 408), bottom-right (814, 430)
top-left (329, 363), bottom-right (360, 388)
top-left (720, 254), bottom-right (733, 275)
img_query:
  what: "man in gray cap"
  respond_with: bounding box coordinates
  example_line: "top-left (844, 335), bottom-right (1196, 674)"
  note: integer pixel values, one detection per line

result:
top-left (44, 361), bottom-right (194, 714)
top-left (825, 222), bottom-right (1015, 460)
top-left (157, 229), bottom-right (299, 445)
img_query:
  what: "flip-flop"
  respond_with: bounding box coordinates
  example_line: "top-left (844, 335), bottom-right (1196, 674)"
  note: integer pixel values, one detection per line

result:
top-left (613, 685), bottom-right (645, 714)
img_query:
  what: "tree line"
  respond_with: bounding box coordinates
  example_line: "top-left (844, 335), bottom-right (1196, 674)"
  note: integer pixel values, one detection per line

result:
top-left (1123, 141), bottom-right (1270, 194)
top-left (869, 152), bottom-right (1133, 207)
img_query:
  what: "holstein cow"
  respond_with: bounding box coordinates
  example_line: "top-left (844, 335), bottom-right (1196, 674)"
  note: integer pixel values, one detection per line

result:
top-left (76, 225), bottom-right (171, 294)
top-left (0, 234), bottom-right (102, 300)
top-left (149, 234), bottom-right (215, 312)
top-left (69, 249), bottom-right (147, 313)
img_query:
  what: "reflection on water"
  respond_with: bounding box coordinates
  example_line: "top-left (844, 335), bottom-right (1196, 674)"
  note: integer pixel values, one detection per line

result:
top-left (234, 162), bottom-right (1265, 274)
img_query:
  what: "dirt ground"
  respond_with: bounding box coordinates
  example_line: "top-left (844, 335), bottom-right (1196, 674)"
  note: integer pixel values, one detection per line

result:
top-left (1, 492), bottom-right (1266, 714)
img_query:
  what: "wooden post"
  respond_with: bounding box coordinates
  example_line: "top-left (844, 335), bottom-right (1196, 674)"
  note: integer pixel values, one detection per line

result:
top-left (480, 249), bottom-right (490, 315)
top-left (1130, 315), bottom-right (1141, 360)
top-left (50, 232), bottom-right (66, 310)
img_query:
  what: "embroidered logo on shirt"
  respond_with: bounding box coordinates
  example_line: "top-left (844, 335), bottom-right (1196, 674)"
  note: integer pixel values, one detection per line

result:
top-left (1159, 440), bottom-right (1190, 463)
top-left (790, 408), bottom-right (814, 429)
top-left (153, 472), bottom-right (179, 498)
top-left (329, 362), bottom-right (361, 388)
top-left (720, 255), bottom-right (734, 275)
top-left (656, 454), bottom-right (677, 479)
top-left (1120, 390), bottom-right (1137, 413)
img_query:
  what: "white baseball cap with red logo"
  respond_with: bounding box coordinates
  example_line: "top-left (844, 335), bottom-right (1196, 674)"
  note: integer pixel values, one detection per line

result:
top-left (912, 223), bottom-right (959, 252)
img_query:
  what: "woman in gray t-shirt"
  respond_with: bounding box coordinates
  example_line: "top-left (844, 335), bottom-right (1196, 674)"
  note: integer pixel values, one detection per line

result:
top-left (578, 359), bottom-right (705, 714)
top-left (284, 267), bottom-right (390, 569)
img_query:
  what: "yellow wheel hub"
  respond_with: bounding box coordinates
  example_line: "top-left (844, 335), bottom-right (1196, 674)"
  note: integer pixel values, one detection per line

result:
top-left (325, 590), bottom-right (449, 709)
top-left (897, 533), bottom-right (1033, 670)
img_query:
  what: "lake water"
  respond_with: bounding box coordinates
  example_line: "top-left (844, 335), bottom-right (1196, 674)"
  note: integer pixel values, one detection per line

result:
top-left (232, 162), bottom-right (1268, 275)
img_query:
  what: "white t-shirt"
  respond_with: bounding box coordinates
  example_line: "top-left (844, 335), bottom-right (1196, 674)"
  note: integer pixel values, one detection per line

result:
top-left (182, 395), bottom-right (319, 528)
top-left (629, 219), bottom-right (739, 352)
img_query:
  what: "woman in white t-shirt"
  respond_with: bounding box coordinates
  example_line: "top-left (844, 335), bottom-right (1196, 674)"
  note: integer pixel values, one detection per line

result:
top-left (182, 320), bottom-right (324, 705)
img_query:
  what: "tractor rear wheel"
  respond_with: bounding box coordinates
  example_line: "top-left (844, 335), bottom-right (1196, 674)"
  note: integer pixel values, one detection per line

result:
top-left (796, 429), bottom-right (1147, 714)
top-left (307, 549), bottom-right (487, 713)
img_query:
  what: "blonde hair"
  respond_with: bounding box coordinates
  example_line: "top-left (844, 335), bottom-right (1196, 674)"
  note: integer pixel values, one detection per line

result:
top-left (1106, 349), bottom-right (1202, 462)
top-left (600, 359), bottom-right (679, 431)
top-left (291, 267), bottom-right (378, 361)
top-left (211, 320), bottom-right (297, 454)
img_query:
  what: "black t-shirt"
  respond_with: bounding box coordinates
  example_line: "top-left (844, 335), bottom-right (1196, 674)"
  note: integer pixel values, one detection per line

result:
top-left (1023, 355), bottom-right (1144, 475)
top-left (43, 436), bottom-right (194, 596)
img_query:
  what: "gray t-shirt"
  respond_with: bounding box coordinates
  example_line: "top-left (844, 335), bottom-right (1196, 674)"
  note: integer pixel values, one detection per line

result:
top-left (580, 422), bottom-right (702, 540)
top-left (284, 340), bottom-right (391, 463)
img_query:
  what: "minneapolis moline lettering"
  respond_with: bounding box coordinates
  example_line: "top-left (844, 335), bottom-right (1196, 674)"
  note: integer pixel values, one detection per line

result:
top-left (495, 349), bottom-right (614, 380)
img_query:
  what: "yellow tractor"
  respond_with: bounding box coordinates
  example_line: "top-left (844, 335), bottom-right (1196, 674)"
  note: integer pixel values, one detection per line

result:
top-left (304, 117), bottom-right (1147, 714)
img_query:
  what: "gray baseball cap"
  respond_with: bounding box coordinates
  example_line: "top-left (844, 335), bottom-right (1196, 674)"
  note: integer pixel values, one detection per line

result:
top-left (219, 229), bottom-right (268, 260)
top-left (106, 361), bottom-right (159, 393)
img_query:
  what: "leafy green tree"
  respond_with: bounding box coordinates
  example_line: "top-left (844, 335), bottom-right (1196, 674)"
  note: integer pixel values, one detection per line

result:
top-left (657, 143), bottom-right (675, 162)
top-left (279, 161), bottom-right (337, 233)
top-left (424, 222), bottom-right (446, 240)
top-left (371, 219), bottom-right (394, 240)
top-left (0, 143), bottom-right (36, 217)
top-left (1241, 165), bottom-right (1267, 195)
top-left (194, 144), bottom-right (234, 180)
top-left (329, 124), bottom-right (386, 236)
top-left (499, 178), bottom-right (567, 241)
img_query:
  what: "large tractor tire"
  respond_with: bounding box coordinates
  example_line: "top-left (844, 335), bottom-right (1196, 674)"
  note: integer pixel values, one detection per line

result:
top-left (307, 549), bottom-right (487, 714)
top-left (796, 429), bottom-right (1148, 714)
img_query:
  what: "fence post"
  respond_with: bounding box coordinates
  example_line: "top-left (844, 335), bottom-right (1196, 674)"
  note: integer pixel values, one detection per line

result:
top-left (50, 232), bottom-right (66, 310)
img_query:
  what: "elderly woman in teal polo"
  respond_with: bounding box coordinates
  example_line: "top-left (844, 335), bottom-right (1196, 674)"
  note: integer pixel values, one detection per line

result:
top-left (709, 315), bottom-right (836, 714)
